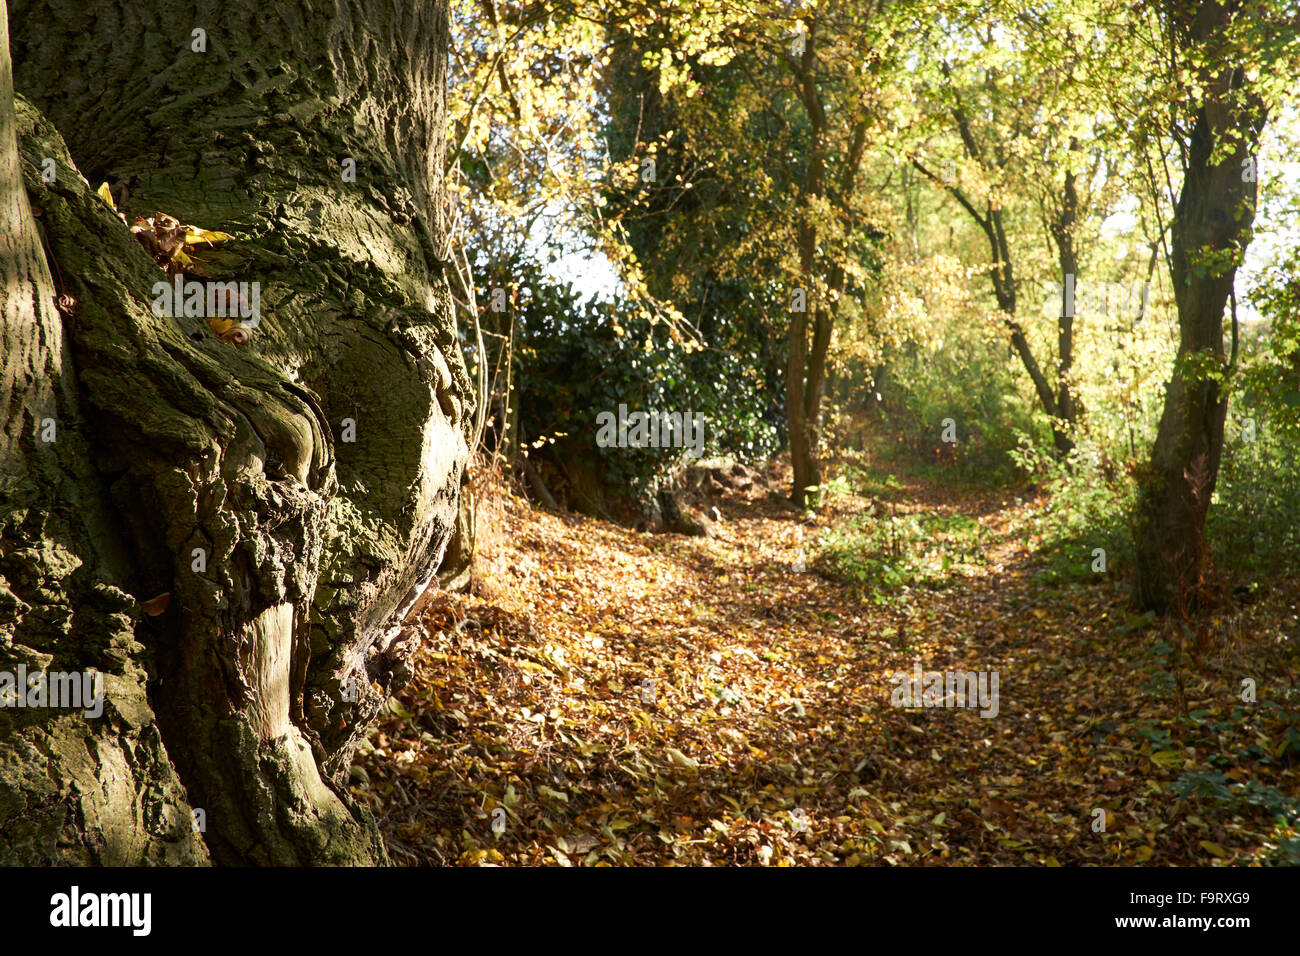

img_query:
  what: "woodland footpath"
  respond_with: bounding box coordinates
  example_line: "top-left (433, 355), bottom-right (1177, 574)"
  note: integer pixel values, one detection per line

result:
top-left (357, 443), bottom-right (1300, 866)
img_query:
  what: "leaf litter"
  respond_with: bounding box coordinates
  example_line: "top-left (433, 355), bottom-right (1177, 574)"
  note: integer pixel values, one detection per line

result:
top-left (354, 455), bottom-right (1300, 866)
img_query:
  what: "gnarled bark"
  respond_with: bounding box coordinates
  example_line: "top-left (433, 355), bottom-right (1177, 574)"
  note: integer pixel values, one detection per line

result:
top-left (0, 0), bottom-right (208, 865)
top-left (1, 0), bottom-right (470, 864)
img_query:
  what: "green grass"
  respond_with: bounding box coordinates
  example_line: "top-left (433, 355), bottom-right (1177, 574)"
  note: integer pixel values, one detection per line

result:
top-left (814, 507), bottom-right (992, 604)
top-left (812, 460), bottom-right (904, 507)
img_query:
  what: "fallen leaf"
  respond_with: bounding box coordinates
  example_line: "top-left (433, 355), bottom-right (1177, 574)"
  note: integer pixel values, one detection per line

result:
top-left (140, 592), bottom-right (171, 616)
top-left (666, 747), bottom-right (699, 769)
top-left (1199, 841), bottom-right (1230, 859)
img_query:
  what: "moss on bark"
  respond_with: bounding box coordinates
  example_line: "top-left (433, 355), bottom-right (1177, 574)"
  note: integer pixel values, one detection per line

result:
top-left (2, 0), bottom-right (468, 864)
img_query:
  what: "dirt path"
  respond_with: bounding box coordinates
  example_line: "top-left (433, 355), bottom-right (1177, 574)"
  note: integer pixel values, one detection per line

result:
top-left (356, 456), bottom-right (1300, 866)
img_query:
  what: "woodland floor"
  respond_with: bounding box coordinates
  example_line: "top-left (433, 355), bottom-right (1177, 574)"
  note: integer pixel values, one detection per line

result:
top-left (354, 445), bottom-right (1300, 866)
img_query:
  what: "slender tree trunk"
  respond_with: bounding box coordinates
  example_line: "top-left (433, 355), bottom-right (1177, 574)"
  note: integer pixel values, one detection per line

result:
top-left (788, 222), bottom-right (820, 504)
top-left (786, 22), bottom-right (869, 508)
top-left (1133, 6), bottom-right (1263, 613)
top-left (2, 0), bottom-right (469, 864)
top-left (911, 155), bottom-right (1061, 438)
top-left (985, 206), bottom-right (1061, 426)
top-left (1050, 162), bottom-right (1081, 458)
top-left (787, 21), bottom-right (826, 509)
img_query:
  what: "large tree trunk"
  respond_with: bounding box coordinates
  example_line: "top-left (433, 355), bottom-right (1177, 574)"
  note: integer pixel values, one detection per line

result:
top-left (1, 0), bottom-right (470, 864)
top-left (1133, 4), bottom-right (1263, 613)
top-left (0, 0), bottom-right (208, 865)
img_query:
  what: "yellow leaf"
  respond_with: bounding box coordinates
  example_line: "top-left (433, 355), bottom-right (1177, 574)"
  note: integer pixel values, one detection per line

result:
top-left (665, 747), bottom-right (698, 769)
top-left (1199, 841), bottom-right (1230, 859)
top-left (96, 182), bottom-right (116, 210)
top-left (207, 316), bottom-right (239, 337)
top-left (139, 592), bottom-right (171, 616)
top-left (184, 227), bottom-right (234, 246)
top-left (1150, 750), bottom-right (1182, 769)
top-left (1135, 845), bottom-right (1154, 861)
